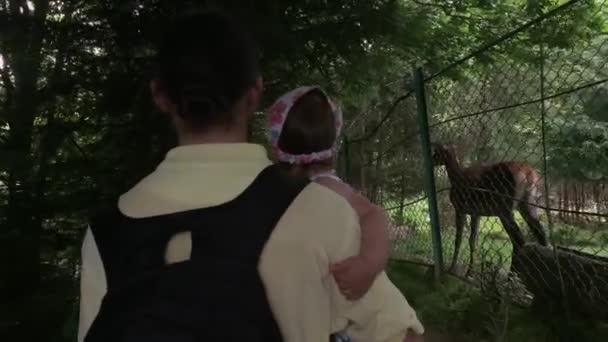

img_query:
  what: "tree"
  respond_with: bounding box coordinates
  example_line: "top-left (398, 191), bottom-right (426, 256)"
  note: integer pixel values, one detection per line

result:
top-left (1, 0), bottom-right (607, 340)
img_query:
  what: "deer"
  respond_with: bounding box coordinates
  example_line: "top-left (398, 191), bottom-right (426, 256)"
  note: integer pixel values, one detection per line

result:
top-left (431, 143), bottom-right (551, 275)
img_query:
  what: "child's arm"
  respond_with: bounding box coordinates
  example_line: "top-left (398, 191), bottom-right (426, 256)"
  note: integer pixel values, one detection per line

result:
top-left (347, 192), bottom-right (391, 272)
top-left (330, 191), bottom-right (390, 299)
top-left (314, 177), bottom-right (391, 300)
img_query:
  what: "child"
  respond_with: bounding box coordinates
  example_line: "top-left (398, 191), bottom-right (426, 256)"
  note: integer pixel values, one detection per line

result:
top-left (267, 86), bottom-right (389, 300)
top-left (267, 86), bottom-right (424, 341)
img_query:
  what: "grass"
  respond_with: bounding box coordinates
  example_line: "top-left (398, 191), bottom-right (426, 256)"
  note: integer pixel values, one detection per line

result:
top-left (386, 196), bottom-right (608, 341)
top-left (387, 261), bottom-right (608, 342)
top-left (387, 197), bottom-right (608, 272)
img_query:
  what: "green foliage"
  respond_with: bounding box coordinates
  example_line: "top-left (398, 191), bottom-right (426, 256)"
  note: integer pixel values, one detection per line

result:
top-left (387, 261), bottom-right (477, 339)
top-left (548, 114), bottom-right (608, 181)
top-left (1, 0), bottom-right (608, 340)
top-left (388, 261), bottom-right (608, 342)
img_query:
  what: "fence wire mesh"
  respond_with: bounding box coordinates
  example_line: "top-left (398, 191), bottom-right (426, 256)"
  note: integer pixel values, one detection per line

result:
top-left (339, 91), bottom-right (439, 265)
top-left (343, 0), bottom-right (608, 315)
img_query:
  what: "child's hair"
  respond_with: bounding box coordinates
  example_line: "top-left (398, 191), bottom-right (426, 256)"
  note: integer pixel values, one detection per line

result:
top-left (267, 86), bottom-right (343, 173)
top-left (277, 89), bottom-right (336, 158)
top-left (156, 10), bottom-right (259, 131)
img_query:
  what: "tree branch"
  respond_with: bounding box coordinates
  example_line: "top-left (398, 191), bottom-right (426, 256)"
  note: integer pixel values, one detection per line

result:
top-left (411, 0), bottom-right (451, 12)
top-left (0, 39), bottom-right (14, 108)
top-left (8, 0), bottom-right (27, 15)
top-left (411, 0), bottom-right (489, 23)
top-left (32, 0), bottom-right (75, 222)
top-left (0, 66), bottom-right (14, 99)
top-left (37, 0), bottom-right (74, 104)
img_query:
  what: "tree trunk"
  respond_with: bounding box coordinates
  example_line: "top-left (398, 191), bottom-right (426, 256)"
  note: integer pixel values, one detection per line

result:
top-left (371, 148), bottom-right (384, 204)
top-left (398, 173), bottom-right (407, 224)
top-left (559, 183), bottom-right (565, 221)
top-left (593, 182), bottom-right (601, 223)
top-left (565, 183), bottom-right (571, 222)
top-left (599, 182), bottom-right (608, 214)
top-left (359, 136), bottom-right (367, 195)
top-left (1, 2), bottom-right (51, 339)
top-left (3, 0), bottom-right (49, 288)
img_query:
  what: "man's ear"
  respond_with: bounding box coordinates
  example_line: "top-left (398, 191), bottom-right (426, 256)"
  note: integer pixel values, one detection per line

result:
top-left (150, 79), bottom-right (176, 114)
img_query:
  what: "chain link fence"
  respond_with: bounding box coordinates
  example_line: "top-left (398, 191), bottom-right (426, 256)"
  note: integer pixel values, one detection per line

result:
top-left (342, 0), bottom-right (608, 316)
top-left (338, 90), bottom-right (439, 266)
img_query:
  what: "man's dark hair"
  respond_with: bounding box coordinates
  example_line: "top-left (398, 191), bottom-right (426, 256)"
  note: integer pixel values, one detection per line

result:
top-left (156, 10), bottom-right (260, 130)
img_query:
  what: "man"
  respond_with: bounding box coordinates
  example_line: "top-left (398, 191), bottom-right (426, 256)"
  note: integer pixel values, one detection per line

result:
top-left (78, 10), bottom-right (421, 342)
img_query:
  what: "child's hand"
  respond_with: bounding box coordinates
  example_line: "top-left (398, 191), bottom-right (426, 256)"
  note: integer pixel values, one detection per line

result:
top-left (403, 333), bottom-right (424, 342)
top-left (330, 255), bottom-right (377, 301)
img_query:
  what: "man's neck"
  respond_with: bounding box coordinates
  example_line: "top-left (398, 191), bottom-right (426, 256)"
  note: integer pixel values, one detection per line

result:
top-left (177, 127), bottom-right (248, 146)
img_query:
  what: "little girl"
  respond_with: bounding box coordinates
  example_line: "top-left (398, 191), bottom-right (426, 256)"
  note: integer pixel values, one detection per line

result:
top-left (267, 86), bottom-right (389, 300)
top-left (267, 86), bottom-right (424, 342)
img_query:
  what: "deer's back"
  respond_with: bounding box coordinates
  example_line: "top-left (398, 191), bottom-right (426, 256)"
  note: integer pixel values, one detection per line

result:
top-left (462, 160), bottom-right (538, 185)
top-left (505, 161), bottom-right (541, 186)
top-left (450, 161), bottom-right (538, 215)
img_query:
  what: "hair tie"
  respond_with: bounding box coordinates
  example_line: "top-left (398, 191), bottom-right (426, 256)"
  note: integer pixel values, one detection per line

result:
top-left (266, 86), bottom-right (343, 165)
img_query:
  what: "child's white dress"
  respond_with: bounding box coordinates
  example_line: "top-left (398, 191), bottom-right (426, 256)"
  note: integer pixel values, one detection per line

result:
top-left (311, 171), bottom-right (425, 342)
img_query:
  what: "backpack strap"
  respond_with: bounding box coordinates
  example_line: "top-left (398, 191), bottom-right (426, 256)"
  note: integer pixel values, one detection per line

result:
top-left (85, 165), bottom-right (310, 342)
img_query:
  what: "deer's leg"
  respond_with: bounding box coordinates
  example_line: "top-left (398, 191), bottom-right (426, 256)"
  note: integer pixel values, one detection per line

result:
top-left (466, 215), bottom-right (480, 277)
top-left (499, 212), bottom-right (525, 274)
top-left (450, 211), bottom-right (465, 272)
top-left (518, 202), bottom-right (550, 246)
top-left (498, 212), bottom-right (525, 250)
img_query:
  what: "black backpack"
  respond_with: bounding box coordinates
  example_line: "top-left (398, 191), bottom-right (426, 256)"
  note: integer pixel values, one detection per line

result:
top-left (84, 165), bottom-right (309, 342)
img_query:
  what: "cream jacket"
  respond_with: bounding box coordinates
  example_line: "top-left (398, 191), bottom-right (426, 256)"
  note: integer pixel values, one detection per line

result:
top-left (78, 143), bottom-right (423, 342)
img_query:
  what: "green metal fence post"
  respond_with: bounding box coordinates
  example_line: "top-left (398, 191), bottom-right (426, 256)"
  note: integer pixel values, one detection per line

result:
top-left (413, 67), bottom-right (444, 281)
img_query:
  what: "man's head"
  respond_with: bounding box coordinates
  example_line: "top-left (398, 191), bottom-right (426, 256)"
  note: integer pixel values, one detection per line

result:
top-left (151, 11), bottom-right (262, 143)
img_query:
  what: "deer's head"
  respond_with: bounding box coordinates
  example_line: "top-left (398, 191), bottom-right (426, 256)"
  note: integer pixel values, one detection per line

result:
top-left (431, 143), bottom-right (452, 166)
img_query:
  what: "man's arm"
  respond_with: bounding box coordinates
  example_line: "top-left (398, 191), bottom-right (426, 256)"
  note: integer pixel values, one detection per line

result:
top-left (78, 228), bottom-right (107, 342)
top-left (260, 239), bottom-right (332, 342)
